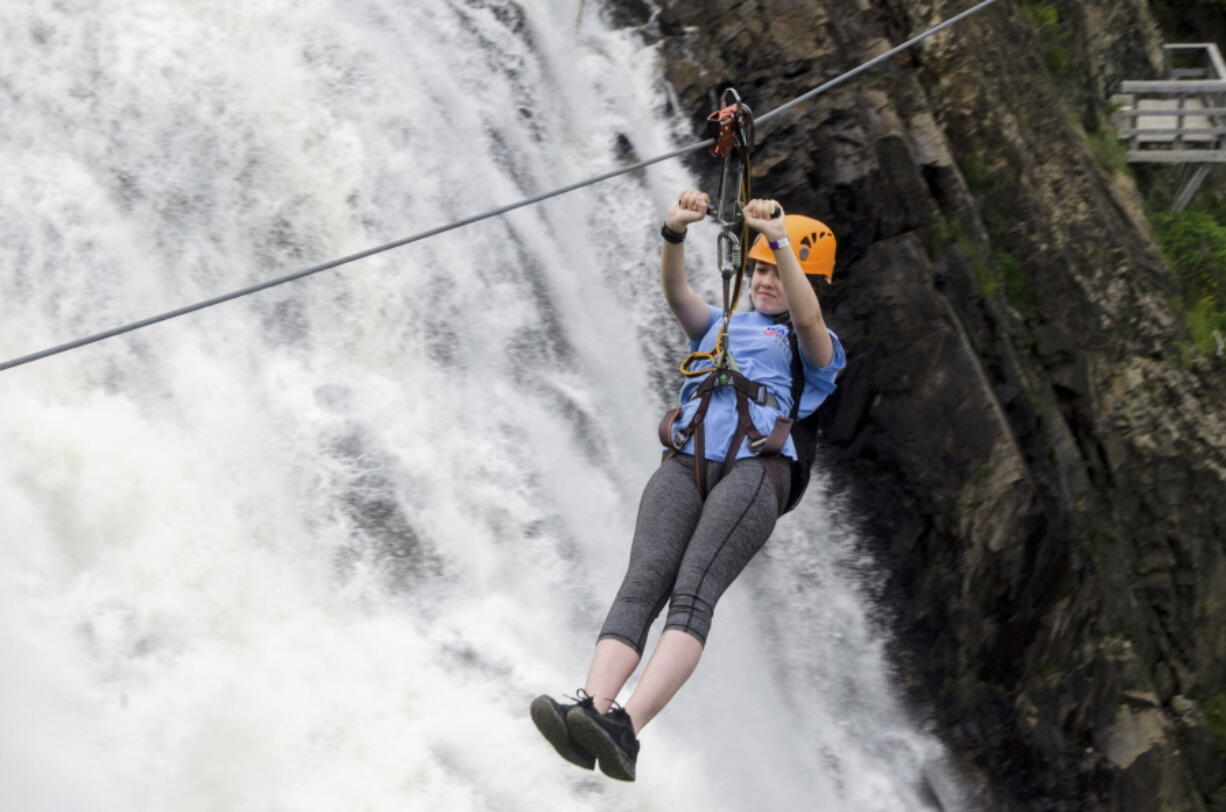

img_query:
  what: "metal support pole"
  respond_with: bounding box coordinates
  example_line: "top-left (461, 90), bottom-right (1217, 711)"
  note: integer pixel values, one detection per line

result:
top-left (1173, 164), bottom-right (1211, 212)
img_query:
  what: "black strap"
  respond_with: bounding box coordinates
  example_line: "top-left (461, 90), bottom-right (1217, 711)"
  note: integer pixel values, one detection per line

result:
top-left (661, 223), bottom-right (687, 243)
top-left (788, 329), bottom-right (804, 422)
top-left (781, 329), bottom-right (821, 514)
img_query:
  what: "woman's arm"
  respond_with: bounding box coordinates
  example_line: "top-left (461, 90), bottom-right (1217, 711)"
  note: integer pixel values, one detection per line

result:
top-left (661, 189), bottom-right (712, 342)
top-left (743, 199), bottom-right (835, 367)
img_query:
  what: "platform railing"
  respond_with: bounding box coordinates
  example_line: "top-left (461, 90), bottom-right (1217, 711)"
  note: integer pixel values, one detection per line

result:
top-left (1112, 44), bottom-right (1226, 210)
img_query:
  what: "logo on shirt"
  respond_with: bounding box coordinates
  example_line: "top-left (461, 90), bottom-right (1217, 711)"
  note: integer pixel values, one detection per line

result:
top-left (762, 326), bottom-right (786, 338)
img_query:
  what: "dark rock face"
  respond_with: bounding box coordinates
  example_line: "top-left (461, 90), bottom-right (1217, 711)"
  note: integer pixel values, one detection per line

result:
top-left (605, 0), bottom-right (1226, 808)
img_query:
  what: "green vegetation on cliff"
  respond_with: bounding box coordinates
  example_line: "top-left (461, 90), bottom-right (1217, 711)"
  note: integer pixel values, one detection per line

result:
top-left (1152, 210), bottom-right (1226, 355)
top-left (1089, 123), bottom-right (1128, 174)
top-left (1020, 2), bottom-right (1072, 77)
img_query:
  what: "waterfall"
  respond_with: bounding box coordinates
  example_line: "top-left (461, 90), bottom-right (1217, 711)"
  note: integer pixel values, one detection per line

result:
top-left (0, 1), bottom-right (962, 809)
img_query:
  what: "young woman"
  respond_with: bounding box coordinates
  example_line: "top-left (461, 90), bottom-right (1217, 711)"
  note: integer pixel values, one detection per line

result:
top-left (531, 189), bottom-right (846, 781)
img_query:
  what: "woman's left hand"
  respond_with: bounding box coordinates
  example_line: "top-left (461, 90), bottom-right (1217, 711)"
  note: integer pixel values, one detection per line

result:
top-left (743, 199), bottom-right (786, 241)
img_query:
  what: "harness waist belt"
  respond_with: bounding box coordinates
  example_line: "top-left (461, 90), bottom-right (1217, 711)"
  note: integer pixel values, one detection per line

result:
top-left (687, 388), bottom-right (780, 411)
top-left (685, 373), bottom-right (781, 411)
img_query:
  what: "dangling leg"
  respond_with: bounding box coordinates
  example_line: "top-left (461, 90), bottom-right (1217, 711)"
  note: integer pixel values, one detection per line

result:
top-left (586, 453), bottom-right (705, 710)
top-left (533, 454), bottom-right (703, 778)
top-left (621, 628), bottom-right (703, 734)
top-left (582, 638), bottom-right (641, 714)
top-left (623, 457), bottom-right (787, 734)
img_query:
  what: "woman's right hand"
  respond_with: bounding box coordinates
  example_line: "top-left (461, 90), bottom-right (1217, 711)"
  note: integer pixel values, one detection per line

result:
top-left (665, 189), bottom-right (709, 232)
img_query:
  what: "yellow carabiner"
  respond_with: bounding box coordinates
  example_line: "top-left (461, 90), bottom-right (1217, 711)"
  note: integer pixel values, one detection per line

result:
top-left (677, 323), bottom-right (736, 376)
top-left (678, 350), bottom-right (716, 377)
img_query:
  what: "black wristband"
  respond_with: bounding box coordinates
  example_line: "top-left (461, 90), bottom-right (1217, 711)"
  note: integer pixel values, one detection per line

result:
top-left (661, 224), bottom-right (687, 244)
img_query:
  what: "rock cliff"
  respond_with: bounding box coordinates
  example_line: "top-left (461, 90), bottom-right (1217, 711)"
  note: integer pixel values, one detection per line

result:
top-left (607, 0), bottom-right (1226, 808)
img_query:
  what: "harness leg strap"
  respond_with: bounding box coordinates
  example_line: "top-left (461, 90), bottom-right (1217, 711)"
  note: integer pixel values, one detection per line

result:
top-left (754, 416), bottom-right (794, 455)
top-left (694, 412), bottom-right (708, 497)
top-left (732, 386), bottom-right (770, 450)
top-left (720, 424), bottom-right (747, 480)
top-left (658, 407), bottom-right (682, 449)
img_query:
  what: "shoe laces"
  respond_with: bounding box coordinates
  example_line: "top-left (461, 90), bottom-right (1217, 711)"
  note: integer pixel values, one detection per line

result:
top-left (604, 699), bottom-right (634, 727)
top-left (568, 688), bottom-right (596, 708)
top-left (568, 690), bottom-right (633, 727)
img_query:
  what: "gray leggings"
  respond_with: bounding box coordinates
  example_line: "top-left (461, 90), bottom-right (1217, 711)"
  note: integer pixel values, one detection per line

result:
top-left (598, 453), bottom-right (789, 652)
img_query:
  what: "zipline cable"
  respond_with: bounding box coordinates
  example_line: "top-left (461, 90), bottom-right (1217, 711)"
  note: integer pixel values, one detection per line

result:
top-left (0, 0), bottom-right (999, 374)
top-left (0, 140), bottom-right (706, 373)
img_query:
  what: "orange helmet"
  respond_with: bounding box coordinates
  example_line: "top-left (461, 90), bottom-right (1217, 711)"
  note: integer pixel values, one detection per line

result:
top-left (747, 214), bottom-right (836, 280)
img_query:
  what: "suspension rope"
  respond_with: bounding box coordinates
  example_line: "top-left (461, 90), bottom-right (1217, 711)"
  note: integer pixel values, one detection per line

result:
top-left (0, 0), bottom-right (999, 374)
top-left (679, 88), bottom-right (755, 377)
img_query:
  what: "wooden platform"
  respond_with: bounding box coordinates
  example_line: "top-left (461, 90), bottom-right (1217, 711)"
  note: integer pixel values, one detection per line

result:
top-left (1112, 43), bottom-right (1226, 209)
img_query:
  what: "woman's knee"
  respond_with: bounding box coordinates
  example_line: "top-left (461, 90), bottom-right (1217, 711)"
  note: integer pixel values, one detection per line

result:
top-left (599, 589), bottom-right (670, 655)
top-left (663, 591), bottom-right (714, 646)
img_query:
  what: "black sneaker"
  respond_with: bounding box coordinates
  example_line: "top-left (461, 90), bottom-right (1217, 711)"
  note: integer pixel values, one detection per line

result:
top-left (530, 691), bottom-right (595, 770)
top-left (566, 701), bottom-right (640, 782)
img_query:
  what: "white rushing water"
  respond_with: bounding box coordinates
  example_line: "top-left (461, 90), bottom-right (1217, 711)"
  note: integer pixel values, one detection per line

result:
top-left (0, 1), bottom-right (963, 809)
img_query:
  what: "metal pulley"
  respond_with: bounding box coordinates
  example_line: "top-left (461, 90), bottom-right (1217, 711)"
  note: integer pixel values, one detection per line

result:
top-left (705, 88), bottom-right (755, 231)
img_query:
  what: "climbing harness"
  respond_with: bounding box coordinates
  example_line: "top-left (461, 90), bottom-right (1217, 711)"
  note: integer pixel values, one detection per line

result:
top-left (0, 0), bottom-right (1000, 374)
top-left (658, 317), bottom-right (816, 514)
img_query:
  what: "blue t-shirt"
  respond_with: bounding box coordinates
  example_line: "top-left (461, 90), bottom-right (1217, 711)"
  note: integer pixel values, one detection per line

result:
top-left (668, 305), bottom-right (846, 461)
